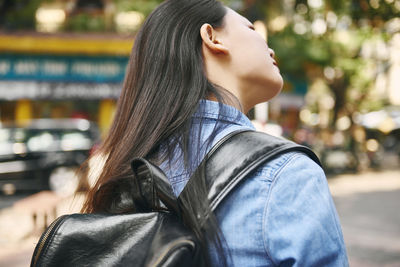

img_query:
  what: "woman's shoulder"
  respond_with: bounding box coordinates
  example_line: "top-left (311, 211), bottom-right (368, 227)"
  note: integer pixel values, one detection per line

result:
top-left (213, 150), bottom-right (331, 266)
top-left (254, 150), bottom-right (324, 183)
top-left (217, 149), bottom-right (326, 215)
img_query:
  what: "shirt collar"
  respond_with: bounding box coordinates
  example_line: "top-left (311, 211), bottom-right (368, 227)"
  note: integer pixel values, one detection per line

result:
top-left (193, 99), bottom-right (255, 129)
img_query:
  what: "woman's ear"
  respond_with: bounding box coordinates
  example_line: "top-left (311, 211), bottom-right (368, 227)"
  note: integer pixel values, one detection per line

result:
top-left (200, 24), bottom-right (229, 55)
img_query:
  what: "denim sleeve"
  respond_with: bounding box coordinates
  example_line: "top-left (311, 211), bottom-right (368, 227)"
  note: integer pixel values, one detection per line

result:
top-left (263, 152), bottom-right (349, 266)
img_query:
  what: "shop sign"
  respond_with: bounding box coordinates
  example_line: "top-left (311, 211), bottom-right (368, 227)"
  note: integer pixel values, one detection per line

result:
top-left (0, 81), bottom-right (121, 100)
top-left (281, 75), bottom-right (308, 96)
top-left (0, 54), bottom-right (128, 83)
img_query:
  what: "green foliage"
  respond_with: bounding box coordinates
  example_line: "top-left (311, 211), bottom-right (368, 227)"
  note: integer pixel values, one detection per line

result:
top-left (269, 28), bottom-right (337, 79)
top-left (348, 0), bottom-right (400, 23)
top-left (1, 0), bottom-right (42, 29)
top-left (64, 14), bottom-right (106, 32)
top-left (264, 0), bottom-right (398, 125)
top-left (114, 0), bottom-right (163, 17)
top-left (268, 28), bottom-right (311, 77)
top-left (324, 0), bottom-right (349, 15)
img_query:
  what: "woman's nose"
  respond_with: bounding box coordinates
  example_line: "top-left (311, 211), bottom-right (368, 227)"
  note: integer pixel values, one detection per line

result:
top-left (269, 48), bottom-right (275, 59)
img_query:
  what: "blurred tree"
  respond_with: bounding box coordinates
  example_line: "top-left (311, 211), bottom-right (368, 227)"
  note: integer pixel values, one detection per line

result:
top-left (114, 0), bottom-right (163, 17)
top-left (64, 13), bottom-right (106, 32)
top-left (75, 0), bottom-right (104, 11)
top-left (243, 0), bottom-right (399, 127)
top-left (65, 0), bottom-right (107, 32)
top-left (0, 0), bottom-right (43, 30)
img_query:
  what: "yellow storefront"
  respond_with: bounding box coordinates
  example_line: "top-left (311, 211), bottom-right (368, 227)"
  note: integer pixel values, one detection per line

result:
top-left (0, 33), bottom-right (133, 135)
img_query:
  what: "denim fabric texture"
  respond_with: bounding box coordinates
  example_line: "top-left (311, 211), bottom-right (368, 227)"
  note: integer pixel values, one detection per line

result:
top-left (159, 100), bottom-right (349, 266)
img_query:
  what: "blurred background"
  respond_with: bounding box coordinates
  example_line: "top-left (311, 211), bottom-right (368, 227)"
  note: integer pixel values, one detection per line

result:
top-left (0, 0), bottom-right (399, 266)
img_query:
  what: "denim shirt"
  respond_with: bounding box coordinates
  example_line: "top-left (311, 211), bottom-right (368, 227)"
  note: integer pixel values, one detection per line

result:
top-left (160, 100), bottom-right (349, 266)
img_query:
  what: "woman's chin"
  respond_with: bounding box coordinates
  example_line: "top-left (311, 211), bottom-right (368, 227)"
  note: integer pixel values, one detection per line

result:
top-left (266, 79), bottom-right (284, 99)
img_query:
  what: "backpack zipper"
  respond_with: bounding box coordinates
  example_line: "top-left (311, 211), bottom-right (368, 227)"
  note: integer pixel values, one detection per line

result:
top-left (31, 215), bottom-right (67, 267)
top-left (150, 239), bottom-right (195, 267)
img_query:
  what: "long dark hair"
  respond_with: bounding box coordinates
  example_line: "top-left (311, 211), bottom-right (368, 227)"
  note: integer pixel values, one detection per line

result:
top-left (81, 0), bottom-right (232, 265)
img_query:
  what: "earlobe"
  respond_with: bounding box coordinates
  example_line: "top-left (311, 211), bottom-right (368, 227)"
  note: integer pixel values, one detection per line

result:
top-left (200, 24), bottom-right (229, 55)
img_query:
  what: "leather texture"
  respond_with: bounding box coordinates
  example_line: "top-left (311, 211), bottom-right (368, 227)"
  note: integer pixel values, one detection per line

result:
top-left (179, 130), bottom-right (321, 221)
top-left (131, 158), bottom-right (180, 215)
top-left (32, 212), bottom-right (198, 267)
top-left (31, 131), bottom-right (320, 267)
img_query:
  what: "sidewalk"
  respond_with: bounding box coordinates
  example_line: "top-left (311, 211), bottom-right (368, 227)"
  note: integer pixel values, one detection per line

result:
top-left (329, 170), bottom-right (400, 267)
top-left (0, 192), bottom-right (85, 267)
top-left (0, 170), bottom-right (399, 267)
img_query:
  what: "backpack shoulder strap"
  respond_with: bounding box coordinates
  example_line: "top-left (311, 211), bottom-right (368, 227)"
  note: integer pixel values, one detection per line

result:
top-left (180, 130), bottom-right (321, 214)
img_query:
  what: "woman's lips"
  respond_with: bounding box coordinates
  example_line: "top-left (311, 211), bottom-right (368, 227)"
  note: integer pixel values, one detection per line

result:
top-left (272, 60), bottom-right (280, 72)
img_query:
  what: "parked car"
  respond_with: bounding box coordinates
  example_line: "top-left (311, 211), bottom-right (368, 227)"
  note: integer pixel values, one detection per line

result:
top-left (0, 119), bottom-right (100, 195)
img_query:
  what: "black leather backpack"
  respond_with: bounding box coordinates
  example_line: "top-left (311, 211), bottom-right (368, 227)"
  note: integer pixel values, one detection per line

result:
top-left (31, 130), bottom-right (320, 267)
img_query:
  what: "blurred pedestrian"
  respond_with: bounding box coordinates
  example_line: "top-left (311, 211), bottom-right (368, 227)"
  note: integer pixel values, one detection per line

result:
top-left (81, 0), bottom-right (348, 266)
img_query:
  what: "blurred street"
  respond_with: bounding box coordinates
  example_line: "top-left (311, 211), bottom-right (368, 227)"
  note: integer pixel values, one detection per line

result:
top-left (329, 170), bottom-right (400, 266)
top-left (0, 168), bottom-right (399, 267)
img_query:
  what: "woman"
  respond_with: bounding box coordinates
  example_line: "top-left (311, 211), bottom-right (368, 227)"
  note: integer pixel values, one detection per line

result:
top-left (82, 0), bottom-right (349, 266)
